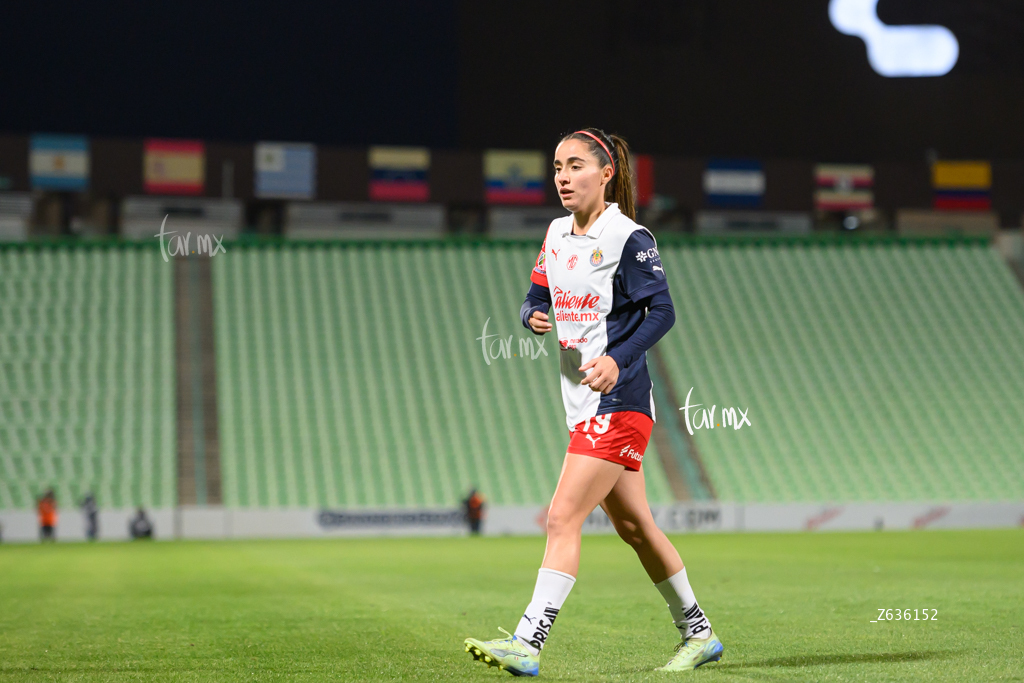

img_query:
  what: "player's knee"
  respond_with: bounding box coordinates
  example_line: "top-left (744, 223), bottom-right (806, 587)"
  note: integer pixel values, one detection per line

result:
top-left (613, 518), bottom-right (647, 549)
top-left (545, 506), bottom-right (577, 538)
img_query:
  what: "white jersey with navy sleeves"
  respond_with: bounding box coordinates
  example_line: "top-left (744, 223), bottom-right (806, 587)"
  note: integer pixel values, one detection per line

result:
top-left (529, 203), bottom-right (669, 431)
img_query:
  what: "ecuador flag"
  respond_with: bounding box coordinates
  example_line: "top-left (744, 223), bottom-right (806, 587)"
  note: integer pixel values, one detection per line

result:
top-left (485, 150), bottom-right (546, 205)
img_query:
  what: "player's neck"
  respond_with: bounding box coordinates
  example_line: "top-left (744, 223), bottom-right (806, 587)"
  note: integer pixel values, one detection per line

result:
top-left (572, 202), bottom-right (606, 235)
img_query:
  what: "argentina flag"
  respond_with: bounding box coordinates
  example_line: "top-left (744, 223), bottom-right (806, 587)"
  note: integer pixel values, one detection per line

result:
top-left (30, 134), bottom-right (90, 191)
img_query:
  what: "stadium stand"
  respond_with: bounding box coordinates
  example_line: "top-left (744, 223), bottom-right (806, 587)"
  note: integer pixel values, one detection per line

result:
top-left (211, 238), bottom-right (1024, 509)
top-left (211, 242), bottom-right (677, 508)
top-left (0, 193), bottom-right (33, 241)
top-left (121, 197), bottom-right (244, 241)
top-left (695, 211), bottom-right (812, 235)
top-left (896, 210), bottom-right (999, 237)
top-left (284, 203), bottom-right (446, 240)
top-left (487, 207), bottom-right (568, 239)
top-left (3, 239), bottom-right (1022, 513)
top-left (657, 240), bottom-right (1024, 502)
top-left (0, 246), bottom-right (176, 510)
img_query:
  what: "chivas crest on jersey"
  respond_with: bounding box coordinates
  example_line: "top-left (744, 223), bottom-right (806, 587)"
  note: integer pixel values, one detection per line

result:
top-left (590, 248), bottom-right (604, 266)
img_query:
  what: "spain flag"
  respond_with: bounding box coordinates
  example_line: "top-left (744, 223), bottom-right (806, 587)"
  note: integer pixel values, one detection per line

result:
top-left (144, 139), bottom-right (205, 195)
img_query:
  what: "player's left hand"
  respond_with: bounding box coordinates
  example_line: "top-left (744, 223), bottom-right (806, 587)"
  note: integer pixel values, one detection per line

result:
top-left (579, 356), bottom-right (619, 394)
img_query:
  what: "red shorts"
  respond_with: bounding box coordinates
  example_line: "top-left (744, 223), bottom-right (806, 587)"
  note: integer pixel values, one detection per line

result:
top-left (566, 411), bottom-right (653, 471)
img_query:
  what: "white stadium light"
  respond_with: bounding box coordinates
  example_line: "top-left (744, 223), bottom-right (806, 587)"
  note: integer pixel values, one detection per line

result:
top-left (829, 0), bottom-right (959, 77)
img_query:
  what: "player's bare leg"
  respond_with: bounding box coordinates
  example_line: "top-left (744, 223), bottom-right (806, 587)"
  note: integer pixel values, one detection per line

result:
top-left (600, 466), bottom-right (682, 582)
top-left (601, 465), bottom-right (724, 670)
top-left (465, 453), bottom-right (624, 675)
top-left (542, 452), bottom-right (626, 576)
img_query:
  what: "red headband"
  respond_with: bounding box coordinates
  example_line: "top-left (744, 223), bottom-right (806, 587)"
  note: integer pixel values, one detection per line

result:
top-left (573, 130), bottom-right (615, 174)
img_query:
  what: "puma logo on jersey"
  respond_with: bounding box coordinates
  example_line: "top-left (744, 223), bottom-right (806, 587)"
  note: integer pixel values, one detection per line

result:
top-left (550, 248), bottom-right (560, 260)
top-left (653, 266), bottom-right (663, 272)
top-left (585, 434), bottom-right (601, 448)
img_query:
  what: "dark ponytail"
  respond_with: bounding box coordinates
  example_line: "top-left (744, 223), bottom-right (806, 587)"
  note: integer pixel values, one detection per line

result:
top-left (560, 128), bottom-right (637, 221)
top-left (608, 135), bottom-right (636, 221)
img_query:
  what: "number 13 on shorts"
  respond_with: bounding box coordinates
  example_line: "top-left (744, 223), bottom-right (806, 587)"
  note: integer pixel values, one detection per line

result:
top-left (566, 411), bottom-right (654, 472)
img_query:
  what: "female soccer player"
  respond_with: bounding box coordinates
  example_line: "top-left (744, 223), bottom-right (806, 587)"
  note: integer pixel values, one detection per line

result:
top-left (464, 129), bottom-right (723, 675)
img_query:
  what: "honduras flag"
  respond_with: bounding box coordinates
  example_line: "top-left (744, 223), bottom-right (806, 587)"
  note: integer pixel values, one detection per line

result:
top-left (256, 142), bottom-right (316, 199)
top-left (703, 159), bottom-right (765, 208)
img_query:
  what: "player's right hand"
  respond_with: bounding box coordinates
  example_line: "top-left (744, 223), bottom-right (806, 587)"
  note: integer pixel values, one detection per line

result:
top-left (529, 310), bottom-right (552, 334)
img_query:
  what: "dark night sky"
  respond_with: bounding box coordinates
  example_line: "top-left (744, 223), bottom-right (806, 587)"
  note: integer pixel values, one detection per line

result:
top-left (2, 1), bottom-right (1024, 160)
top-left (0, 1), bottom-right (459, 147)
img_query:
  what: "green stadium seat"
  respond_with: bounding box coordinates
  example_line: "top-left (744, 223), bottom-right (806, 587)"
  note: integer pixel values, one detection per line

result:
top-left (5, 240), bottom-right (1021, 512)
top-left (657, 242), bottom-right (1024, 502)
top-left (0, 247), bottom-right (176, 511)
top-left (212, 244), bottom-right (677, 508)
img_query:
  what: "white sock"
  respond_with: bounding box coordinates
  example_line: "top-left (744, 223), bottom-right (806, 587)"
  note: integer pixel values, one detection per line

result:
top-left (655, 567), bottom-right (712, 640)
top-left (513, 568), bottom-right (576, 655)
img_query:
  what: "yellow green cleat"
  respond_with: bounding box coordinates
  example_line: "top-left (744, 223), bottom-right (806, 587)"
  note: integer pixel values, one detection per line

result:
top-left (464, 627), bottom-right (541, 677)
top-left (656, 630), bottom-right (724, 672)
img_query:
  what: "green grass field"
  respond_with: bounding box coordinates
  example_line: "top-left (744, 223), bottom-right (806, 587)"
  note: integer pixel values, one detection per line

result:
top-left (0, 530), bottom-right (1021, 682)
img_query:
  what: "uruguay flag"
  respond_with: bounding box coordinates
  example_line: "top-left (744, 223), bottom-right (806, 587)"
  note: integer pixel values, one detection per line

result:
top-left (703, 159), bottom-right (765, 208)
top-left (255, 142), bottom-right (316, 199)
top-left (30, 134), bottom-right (89, 191)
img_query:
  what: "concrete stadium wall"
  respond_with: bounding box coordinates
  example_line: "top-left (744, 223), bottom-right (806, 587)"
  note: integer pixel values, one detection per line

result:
top-left (1, 502), bottom-right (1022, 543)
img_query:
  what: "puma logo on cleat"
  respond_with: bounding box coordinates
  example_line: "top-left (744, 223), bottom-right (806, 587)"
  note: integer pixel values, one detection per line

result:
top-left (585, 434), bottom-right (601, 448)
